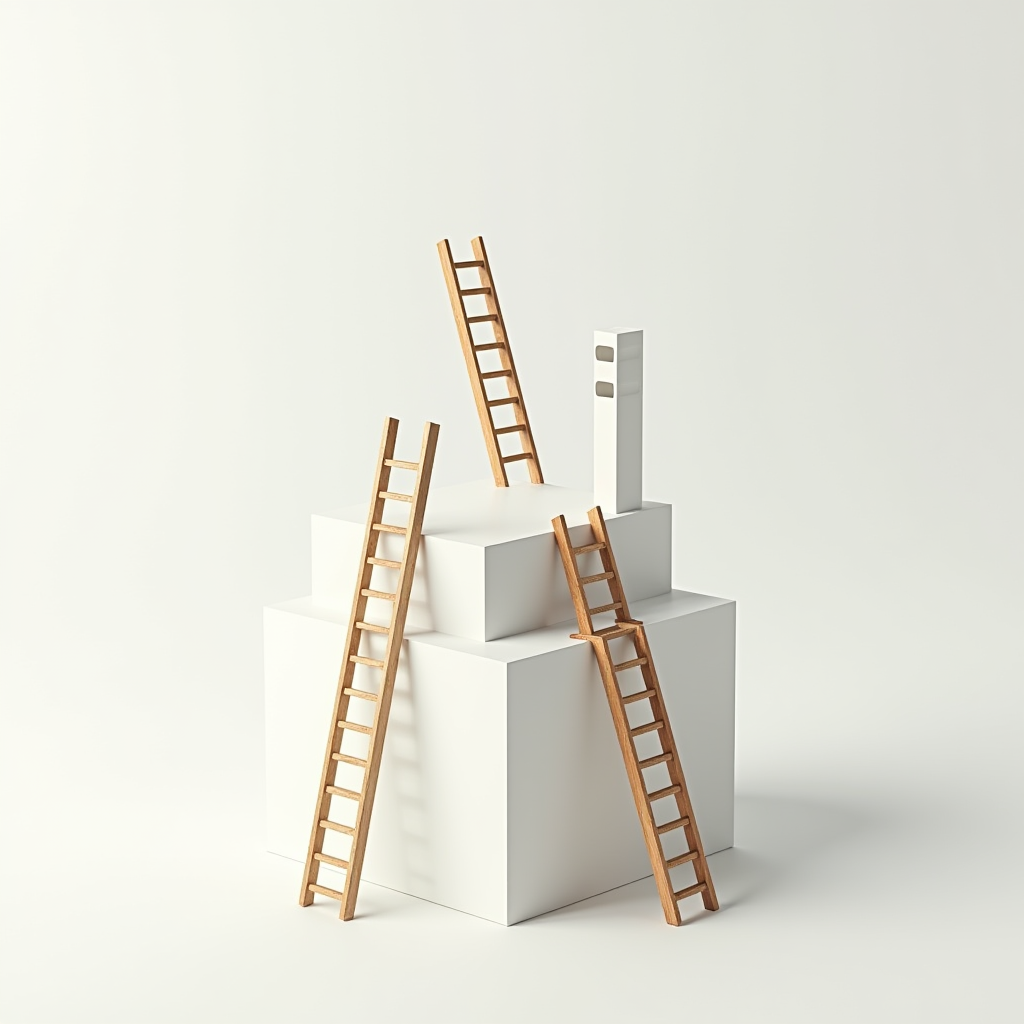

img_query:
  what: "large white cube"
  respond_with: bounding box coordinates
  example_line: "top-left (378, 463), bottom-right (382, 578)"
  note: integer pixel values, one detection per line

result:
top-left (265, 590), bottom-right (735, 925)
top-left (311, 479), bottom-right (671, 642)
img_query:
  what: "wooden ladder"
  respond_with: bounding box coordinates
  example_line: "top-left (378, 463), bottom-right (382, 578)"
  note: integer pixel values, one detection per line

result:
top-left (299, 416), bottom-right (440, 920)
top-left (551, 505), bottom-right (719, 926)
top-left (437, 236), bottom-right (543, 486)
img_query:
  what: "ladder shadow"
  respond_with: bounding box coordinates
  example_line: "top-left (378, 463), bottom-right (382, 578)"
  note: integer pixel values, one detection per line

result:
top-left (695, 790), bottom-right (886, 915)
top-left (407, 537), bottom-right (436, 634)
top-left (522, 789), bottom-right (884, 926)
top-left (369, 645), bottom-right (438, 911)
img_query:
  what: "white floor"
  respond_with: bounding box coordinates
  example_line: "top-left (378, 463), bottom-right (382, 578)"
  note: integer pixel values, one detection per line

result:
top-left (2, 617), bottom-right (1021, 1024)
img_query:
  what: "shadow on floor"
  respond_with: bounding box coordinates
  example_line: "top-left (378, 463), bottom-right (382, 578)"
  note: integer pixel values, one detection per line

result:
top-left (710, 790), bottom-right (886, 912)
top-left (530, 789), bottom-right (890, 925)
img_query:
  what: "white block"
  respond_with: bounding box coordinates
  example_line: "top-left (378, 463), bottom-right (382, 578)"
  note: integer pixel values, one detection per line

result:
top-left (311, 479), bottom-right (671, 642)
top-left (594, 328), bottom-right (643, 514)
top-left (265, 589), bottom-right (735, 926)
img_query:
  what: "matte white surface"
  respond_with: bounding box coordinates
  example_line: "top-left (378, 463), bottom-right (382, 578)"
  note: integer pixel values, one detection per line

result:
top-left (3, 2), bottom-right (1023, 1021)
top-left (311, 479), bottom-right (672, 640)
top-left (594, 329), bottom-right (644, 513)
top-left (264, 599), bottom-right (510, 924)
top-left (264, 590), bottom-right (735, 925)
top-left (505, 601), bottom-right (735, 923)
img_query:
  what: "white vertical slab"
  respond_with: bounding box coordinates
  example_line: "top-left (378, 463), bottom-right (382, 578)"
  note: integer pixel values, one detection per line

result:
top-left (594, 329), bottom-right (644, 514)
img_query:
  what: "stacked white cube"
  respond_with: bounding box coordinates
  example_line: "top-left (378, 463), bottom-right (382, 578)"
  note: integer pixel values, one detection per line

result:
top-left (265, 479), bottom-right (735, 925)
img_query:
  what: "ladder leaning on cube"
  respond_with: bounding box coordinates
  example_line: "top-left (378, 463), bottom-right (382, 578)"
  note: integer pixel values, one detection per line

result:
top-left (299, 416), bottom-right (439, 920)
top-left (552, 506), bottom-right (719, 926)
top-left (437, 236), bottom-right (543, 486)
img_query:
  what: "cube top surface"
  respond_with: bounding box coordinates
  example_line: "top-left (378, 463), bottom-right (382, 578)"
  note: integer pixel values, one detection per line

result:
top-left (272, 588), bottom-right (733, 665)
top-left (316, 478), bottom-right (668, 549)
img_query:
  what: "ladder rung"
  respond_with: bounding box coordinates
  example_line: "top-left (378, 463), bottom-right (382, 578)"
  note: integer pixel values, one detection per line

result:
top-left (454, 260), bottom-right (484, 268)
top-left (501, 452), bottom-right (532, 463)
top-left (579, 571), bottom-right (614, 586)
top-left (648, 784), bottom-right (682, 802)
top-left (480, 369), bottom-right (512, 379)
top-left (673, 881), bottom-right (708, 902)
top-left (639, 752), bottom-right (673, 769)
top-left (360, 588), bottom-right (396, 601)
top-left (337, 720), bottom-right (372, 734)
top-left (379, 491), bottom-right (413, 502)
top-left (332, 752), bottom-right (368, 768)
top-left (656, 817), bottom-right (690, 835)
top-left (459, 286), bottom-right (491, 296)
top-left (466, 314), bottom-right (499, 323)
top-left (326, 785), bottom-right (361, 801)
top-left (614, 657), bottom-right (648, 673)
top-left (487, 396), bottom-right (519, 407)
top-left (307, 883), bottom-right (345, 901)
top-left (319, 819), bottom-right (355, 835)
top-left (630, 720), bottom-right (665, 738)
top-left (355, 620), bottom-right (389, 633)
top-left (473, 342), bottom-right (504, 351)
top-left (344, 687), bottom-right (379, 701)
top-left (588, 602), bottom-right (623, 615)
top-left (314, 852), bottom-right (350, 870)
top-left (384, 459), bottom-right (418, 470)
top-left (592, 624), bottom-right (633, 639)
top-left (494, 424), bottom-right (527, 435)
top-left (349, 655), bottom-right (384, 668)
top-left (371, 523), bottom-right (407, 535)
top-left (573, 542), bottom-right (606, 555)
top-left (665, 850), bottom-right (700, 870)
top-left (622, 688), bottom-right (656, 705)
top-left (367, 557), bottom-right (401, 569)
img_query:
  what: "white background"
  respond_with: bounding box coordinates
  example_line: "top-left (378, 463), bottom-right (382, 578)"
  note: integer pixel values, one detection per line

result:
top-left (1, 2), bottom-right (1021, 1021)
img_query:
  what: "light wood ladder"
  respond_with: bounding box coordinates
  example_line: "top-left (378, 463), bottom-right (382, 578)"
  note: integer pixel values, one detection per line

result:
top-left (437, 236), bottom-right (543, 486)
top-left (299, 416), bottom-right (440, 920)
top-left (551, 506), bottom-right (719, 926)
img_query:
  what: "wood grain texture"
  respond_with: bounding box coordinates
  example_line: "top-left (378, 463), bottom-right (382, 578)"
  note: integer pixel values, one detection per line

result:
top-left (437, 236), bottom-right (543, 485)
top-left (550, 504), bottom-right (719, 925)
top-left (299, 417), bottom-right (440, 921)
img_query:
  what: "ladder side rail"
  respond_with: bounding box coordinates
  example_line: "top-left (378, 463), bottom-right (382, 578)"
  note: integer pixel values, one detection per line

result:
top-left (300, 416), bottom-right (399, 905)
top-left (591, 636), bottom-right (682, 926)
top-left (632, 624), bottom-right (720, 912)
top-left (437, 239), bottom-right (507, 486)
top-left (339, 421), bottom-right (440, 920)
top-left (587, 505), bottom-right (633, 622)
top-left (551, 514), bottom-right (594, 636)
top-left (553, 503), bottom-right (719, 924)
top-left (470, 236), bottom-right (544, 484)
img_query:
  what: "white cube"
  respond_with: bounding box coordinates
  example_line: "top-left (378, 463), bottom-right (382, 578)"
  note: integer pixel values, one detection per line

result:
top-left (311, 479), bottom-right (671, 642)
top-left (265, 589), bottom-right (735, 925)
